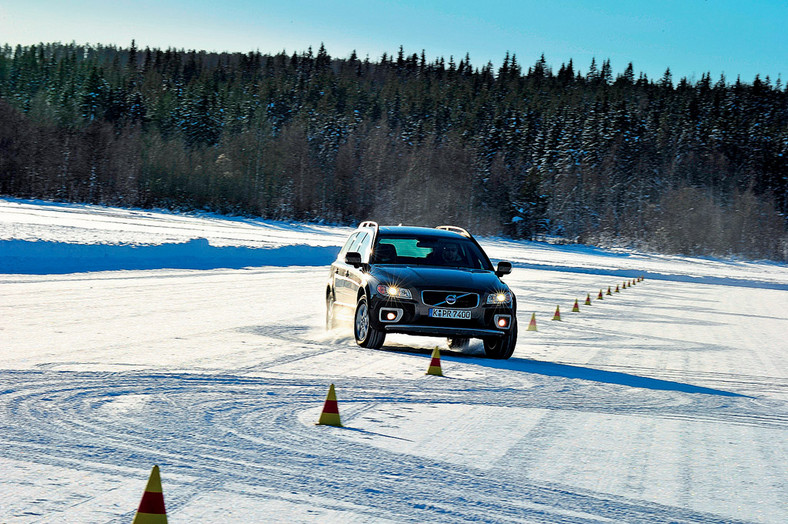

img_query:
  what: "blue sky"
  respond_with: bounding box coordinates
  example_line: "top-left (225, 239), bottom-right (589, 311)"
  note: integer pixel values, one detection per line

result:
top-left (1, 0), bottom-right (785, 84)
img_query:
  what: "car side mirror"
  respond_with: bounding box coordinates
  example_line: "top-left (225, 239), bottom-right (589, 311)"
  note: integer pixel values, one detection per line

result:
top-left (345, 251), bottom-right (363, 268)
top-left (495, 261), bottom-right (512, 277)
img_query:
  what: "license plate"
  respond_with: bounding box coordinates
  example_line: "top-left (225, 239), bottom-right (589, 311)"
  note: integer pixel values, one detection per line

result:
top-left (429, 308), bottom-right (471, 319)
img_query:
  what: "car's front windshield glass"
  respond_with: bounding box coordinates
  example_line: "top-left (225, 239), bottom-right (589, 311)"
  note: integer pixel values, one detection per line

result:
top-left (371, 235), bottom-right (492, 270)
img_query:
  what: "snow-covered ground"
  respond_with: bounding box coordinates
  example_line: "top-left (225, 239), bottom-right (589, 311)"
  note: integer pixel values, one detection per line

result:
top-left (1, 197), bottom-right (786, 523)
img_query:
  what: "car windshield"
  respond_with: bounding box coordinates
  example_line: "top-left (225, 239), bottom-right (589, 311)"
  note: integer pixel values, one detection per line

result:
top-left (370, 235), bottom-right (493, 270)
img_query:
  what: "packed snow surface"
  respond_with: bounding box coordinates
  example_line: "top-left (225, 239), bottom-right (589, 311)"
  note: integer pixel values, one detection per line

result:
top-left (1, 198), bottom-right (786, 523)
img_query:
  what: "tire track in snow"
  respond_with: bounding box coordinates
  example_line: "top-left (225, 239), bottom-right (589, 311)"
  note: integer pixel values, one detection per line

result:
top-left (0, 369), bottom-right (768, 523)
top-left (236, 321), bottom-right (786, 430)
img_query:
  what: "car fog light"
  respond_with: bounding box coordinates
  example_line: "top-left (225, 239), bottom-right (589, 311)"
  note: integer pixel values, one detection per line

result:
top-left (494, 314), bottom-right (511, 329)
top-left (380, 308), bottom-right (403, 323)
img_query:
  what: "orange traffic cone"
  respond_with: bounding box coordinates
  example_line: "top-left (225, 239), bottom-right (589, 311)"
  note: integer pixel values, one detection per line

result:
top-left (552, 305), bottom-right (561, 321)
top-left (606, 287), bottom-right (612, 296)
top-left (572, 299), bottom-right (580, 312)
top-left (615, 285), bottom-right (620, 293)
top-left (426, 346), bottom-right (443, 376)
top-left (632, 279), bottom-right (636, 286)
top-left (527, 312), bottom-right (538, 331)
top-left (317, 383), bottom-right (342, 427)
top-left (584, 293), bottom-right (592, 305)
top-left (597, 290), bottom-right (604, 300)
top-left (132, 466), bottom-right (167, 524)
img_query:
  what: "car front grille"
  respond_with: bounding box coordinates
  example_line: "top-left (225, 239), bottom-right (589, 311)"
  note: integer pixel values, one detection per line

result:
top-left (421, 290), bottom-right (479, 309)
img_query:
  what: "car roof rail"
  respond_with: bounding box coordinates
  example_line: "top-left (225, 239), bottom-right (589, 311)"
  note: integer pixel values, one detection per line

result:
top-left (359, 220), bottom-right (380, 245)
top-left (436, 225), bottom-right (472, 238)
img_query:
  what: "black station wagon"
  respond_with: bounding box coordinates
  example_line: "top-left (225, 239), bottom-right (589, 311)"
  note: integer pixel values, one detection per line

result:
top-left (326, 222), bottom-right (518, 359)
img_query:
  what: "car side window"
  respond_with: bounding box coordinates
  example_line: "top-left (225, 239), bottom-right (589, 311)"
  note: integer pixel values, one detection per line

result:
top-left (348, 232), bottom-right (367, 255)
top-left (338, 232), bottom-right (359, 260)
top-left (357, 232), bottom-right (373, 262)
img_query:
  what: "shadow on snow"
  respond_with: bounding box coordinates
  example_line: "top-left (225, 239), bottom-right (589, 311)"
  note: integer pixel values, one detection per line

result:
top-left (381, 344), bottom-right (748, 398)
top-left (0, 238), bottom-right (340, 273)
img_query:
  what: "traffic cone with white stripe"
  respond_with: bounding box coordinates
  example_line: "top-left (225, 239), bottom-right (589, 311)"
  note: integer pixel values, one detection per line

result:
top-left (132, 466), bottom-right (167, 524)
top-left (317, 384), bottom-right (342, 427)
top-left (572, 299), bottom-right (580, 312)
top-left (527, 312), bottom-right (538, 331)
top-left (426, 347), bottom-right (443, 376)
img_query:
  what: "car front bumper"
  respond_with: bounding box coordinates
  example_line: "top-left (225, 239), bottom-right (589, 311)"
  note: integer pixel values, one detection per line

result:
top-left (383, 324), bottom-right (506, 338)
top-left (371, 293), bottom-right (514, 339)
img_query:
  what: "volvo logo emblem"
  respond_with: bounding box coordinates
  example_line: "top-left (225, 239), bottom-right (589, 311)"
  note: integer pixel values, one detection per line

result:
top-left (446, 294), bottom-right (457, 305)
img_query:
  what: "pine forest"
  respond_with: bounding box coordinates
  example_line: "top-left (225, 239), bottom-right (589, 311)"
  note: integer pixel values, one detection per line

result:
top-left (0, 42), bottom-right (786, 260)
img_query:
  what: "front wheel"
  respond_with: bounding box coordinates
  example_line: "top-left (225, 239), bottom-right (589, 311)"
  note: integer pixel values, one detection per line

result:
top-left (354, 295), bottom-right (386, 349)
top-left (483, 319), bottom-right (518, 359)
top-left (446, 337), bottom-right (470, 350)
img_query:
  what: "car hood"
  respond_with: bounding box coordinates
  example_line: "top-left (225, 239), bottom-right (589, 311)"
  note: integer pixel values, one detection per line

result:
top-left (371, 265), bottom-right (508, 291)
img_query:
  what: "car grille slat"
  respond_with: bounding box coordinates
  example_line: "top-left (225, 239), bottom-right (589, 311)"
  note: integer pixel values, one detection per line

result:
top-left (421, 290), bottom-right (479, 309)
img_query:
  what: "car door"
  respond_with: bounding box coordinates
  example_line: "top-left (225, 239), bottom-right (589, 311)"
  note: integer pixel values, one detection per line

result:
top-left (346, 231), bottom-right (372, 303)
top-left (331, 232), bottom-right (359, 309)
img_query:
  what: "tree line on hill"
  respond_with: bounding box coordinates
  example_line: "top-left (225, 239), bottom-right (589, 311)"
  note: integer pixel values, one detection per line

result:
top-left (0, 42), bottom-right (786, 260)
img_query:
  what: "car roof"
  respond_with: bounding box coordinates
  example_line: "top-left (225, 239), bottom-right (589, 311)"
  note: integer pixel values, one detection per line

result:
top-left (374, 225), bottom-right (468, 239)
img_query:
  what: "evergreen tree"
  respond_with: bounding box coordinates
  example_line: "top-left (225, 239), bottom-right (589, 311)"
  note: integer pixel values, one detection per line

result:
top-left (0, 42), bottom-right (785, 260)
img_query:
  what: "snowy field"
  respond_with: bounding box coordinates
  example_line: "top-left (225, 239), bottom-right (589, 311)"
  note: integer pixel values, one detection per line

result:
top-left (1, 197), bottom-right (787, 523)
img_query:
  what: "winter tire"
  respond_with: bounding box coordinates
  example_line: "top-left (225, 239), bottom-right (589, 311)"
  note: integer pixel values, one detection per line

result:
top-left (446, 337), bottom-right (470, 350)
top-left (354, 295), bottom-right (386, 349)
top-left (483, 319), bottom-right (517, 359)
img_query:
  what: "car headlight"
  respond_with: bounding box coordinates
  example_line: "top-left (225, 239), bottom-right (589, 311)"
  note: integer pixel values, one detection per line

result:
top-left (377, 284), bottom-right (412, 299)
top-left (486, 291), bottom-right (512, 305)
